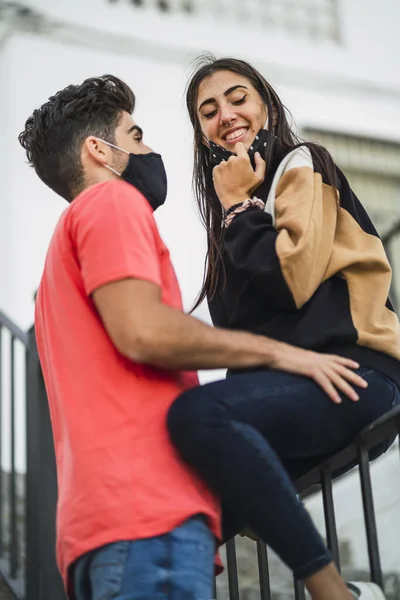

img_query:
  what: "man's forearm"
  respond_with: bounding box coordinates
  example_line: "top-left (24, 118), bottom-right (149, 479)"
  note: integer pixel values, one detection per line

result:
top-left (126, 303), bottom-right (282, 371)
top-left (95, 278), bottom-right (366, 402)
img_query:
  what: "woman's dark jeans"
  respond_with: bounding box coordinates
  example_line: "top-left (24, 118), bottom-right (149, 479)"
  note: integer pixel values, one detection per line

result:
top-left (167, 367), bottom-right (400, 580)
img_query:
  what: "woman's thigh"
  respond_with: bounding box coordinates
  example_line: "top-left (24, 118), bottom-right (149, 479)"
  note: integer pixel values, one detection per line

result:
top-left (196, 367), bottom-right (398, 461)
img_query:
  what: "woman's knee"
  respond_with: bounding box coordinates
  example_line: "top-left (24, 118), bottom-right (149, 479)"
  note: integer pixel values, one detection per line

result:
top-left (167, 392), bottom-right (192, 444)
top-left (168, 389), bottom-right (206, 443)
top-left (167, 387), bottom-right (222, 451)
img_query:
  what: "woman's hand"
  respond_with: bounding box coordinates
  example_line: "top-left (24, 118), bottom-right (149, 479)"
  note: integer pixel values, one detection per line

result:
top-left (213, 142), bottom-right (266, 210)
top-left (271, 344), bottom-right (368, 404)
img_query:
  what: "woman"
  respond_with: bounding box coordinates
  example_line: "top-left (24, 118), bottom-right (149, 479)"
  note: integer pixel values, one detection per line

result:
top-left (167, 56), bottom-right (400, 600)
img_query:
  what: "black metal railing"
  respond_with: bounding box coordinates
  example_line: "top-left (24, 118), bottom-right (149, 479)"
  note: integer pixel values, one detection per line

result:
top-left (0, 311), bottom-right (28, 599)
top-left (0, 315), bottom-right (65, 600)
top-left (223, 406), bottom-right (400, 599)
top-left (24, 326), bottom-right (65, 600)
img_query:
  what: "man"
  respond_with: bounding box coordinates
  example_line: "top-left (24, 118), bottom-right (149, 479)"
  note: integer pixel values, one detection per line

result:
top-left (19, 74), bottom-right (365, 600)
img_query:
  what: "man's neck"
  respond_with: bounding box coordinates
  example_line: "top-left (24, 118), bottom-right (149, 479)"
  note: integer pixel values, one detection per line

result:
top-left (71, 172), bottom-right (119, 201)
top-left (85, 170), bottom-right (118, 190)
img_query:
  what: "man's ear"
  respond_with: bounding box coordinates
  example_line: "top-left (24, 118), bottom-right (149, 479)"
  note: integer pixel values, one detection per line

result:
top-left (84, 136), bottom-right (109, 165)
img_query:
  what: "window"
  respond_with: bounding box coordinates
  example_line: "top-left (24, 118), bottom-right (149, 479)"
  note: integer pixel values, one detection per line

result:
top-left (108, 0), bottom-right (341, 42)
top-left (302, 129), bottom-right (400, 308)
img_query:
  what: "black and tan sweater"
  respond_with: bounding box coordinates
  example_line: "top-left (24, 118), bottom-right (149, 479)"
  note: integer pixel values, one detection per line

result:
top-left (208, 146), bottom-right (400, 388)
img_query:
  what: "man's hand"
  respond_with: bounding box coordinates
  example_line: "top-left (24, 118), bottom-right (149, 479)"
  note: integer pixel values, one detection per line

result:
top-left (213, 142), bottom-right (266, 210)
top-left (271, 345), bottom-right (368, 404)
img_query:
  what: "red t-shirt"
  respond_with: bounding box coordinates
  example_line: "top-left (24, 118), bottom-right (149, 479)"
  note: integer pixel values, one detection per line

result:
top-left (35, 180), bottom-right (221, 592)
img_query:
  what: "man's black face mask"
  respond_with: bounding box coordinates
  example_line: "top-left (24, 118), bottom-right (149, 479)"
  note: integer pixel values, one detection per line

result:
top-left (99, 139), bottom-right (168, 211)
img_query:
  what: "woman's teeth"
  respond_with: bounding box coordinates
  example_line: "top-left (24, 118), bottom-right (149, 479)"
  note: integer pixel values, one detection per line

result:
top-left (225, 127), bottom-right (248, 141)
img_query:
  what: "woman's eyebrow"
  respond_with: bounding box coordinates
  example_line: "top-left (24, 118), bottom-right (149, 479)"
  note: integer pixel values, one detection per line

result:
top-left (198, 85), bottom-right (249, 111)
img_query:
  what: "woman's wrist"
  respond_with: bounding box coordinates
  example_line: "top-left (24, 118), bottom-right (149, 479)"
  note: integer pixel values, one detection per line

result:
top-left (224, 197), bottom-right (266, 227)
top-left (225, 202), bottom-right (246, 217)
top-left (219, 193), bottom-right (248, 211)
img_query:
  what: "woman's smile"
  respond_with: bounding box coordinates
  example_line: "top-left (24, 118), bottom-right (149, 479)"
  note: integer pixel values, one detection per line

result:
top-left (222, 126), bottom-right (250, 145)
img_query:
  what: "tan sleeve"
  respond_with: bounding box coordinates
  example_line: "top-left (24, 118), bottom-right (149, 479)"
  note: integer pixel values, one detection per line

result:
top-left (274, 165), bottom-right (339, 308)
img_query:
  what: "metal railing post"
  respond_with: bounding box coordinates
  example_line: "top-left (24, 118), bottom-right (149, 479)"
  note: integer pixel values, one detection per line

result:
top-left (358, 444), bottom-right (383, 588)
top-left (226, 538), bottom-right (240, 600)
top-left (294, 577), bottom-right (306, 600)
top-left (25, 328), bottom-right (42, 599)
top-left (256, 540), bottom-right (271, 600)
top-left (257, 540), bottom-right (271, 600)
top-left (0, 326), bottom-right (3, 556)
top-left (25, 327), bottom-right (66, 600)
top-left (9, 337), bottom-right (18, 579)
top-left (321, 469), bottom-right (341, 571)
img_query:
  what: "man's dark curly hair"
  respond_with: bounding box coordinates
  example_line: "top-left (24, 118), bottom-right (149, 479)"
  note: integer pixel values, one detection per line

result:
top-left (18, 75), bottom-right (135, 202)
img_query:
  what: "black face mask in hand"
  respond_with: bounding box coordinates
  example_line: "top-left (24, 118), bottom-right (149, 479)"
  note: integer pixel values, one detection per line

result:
top-left (208, 128), bottom-right (276, 167)
top-left (99, 139), bottom-right (168, 211)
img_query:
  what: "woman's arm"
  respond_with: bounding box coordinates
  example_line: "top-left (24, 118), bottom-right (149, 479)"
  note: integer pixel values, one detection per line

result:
top-left (221, 147), bottom-right (339, 310)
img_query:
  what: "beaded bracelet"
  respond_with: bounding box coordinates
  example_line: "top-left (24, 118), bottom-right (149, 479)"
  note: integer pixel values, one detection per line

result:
top-left (224, 197), bottom-right (265, 227)
top-left (225, 202), bottom-right (246, 218)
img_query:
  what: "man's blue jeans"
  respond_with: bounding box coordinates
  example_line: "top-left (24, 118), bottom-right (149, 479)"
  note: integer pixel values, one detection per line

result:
top-left (71, 516), bottom-right (215, 600)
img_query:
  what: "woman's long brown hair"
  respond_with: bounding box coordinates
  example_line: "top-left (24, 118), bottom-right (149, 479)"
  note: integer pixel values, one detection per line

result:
top-left (186, 54), bottom-right (337, 311)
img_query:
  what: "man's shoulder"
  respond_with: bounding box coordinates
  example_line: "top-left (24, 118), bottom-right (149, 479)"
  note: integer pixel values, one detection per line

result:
top-left (65, 180), bottom-right (157, 240)
top-left (73, 179), bottom-right (150, 212)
